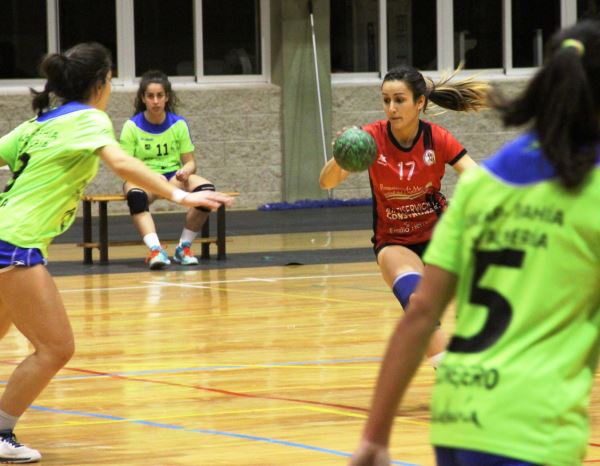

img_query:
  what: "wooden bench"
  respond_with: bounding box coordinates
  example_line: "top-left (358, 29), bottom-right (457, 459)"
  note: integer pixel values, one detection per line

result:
top-left (78, 192), bottom-right (239, 265)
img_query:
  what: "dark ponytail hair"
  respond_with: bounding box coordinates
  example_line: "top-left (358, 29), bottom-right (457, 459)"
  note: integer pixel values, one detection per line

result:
top-left (489, 19), bottom-right (600, 190)
top-left (382, 64), bottom-right (490, 113)
top-left (133, 70), bottom-right (179, 115)
top-left (31, 42), bottom-right (112, 116)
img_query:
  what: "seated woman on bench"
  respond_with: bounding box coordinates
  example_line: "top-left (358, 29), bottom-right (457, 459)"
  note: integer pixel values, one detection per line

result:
top-left (120, 70), bottom-right (214, 269)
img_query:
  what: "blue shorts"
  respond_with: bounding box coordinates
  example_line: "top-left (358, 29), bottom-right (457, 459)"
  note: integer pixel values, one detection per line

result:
top-left (162, 171), bottom-right (177, 181)
top-left (435, 446), bottom-right (539, 466)
top-left (0, 239), bottom-right (47, 268)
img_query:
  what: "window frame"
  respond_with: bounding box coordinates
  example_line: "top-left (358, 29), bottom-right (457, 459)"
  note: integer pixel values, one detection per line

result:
top-left (0, 0), bottom-right (580, 88)
top-left (0, 0), bottom-right (270, 89)
top-left (331, 0), bottom-right (577, 83)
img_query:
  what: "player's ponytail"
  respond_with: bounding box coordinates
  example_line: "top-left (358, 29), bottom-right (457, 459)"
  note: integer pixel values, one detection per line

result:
top-left (382, 65), bottom-right (490, 114)
top-left (489, 19), bottom-right (600, 190)
top-left (31, 42), bottom-right (112, 116)
top-left (426, 68), bottom-right (490, 112)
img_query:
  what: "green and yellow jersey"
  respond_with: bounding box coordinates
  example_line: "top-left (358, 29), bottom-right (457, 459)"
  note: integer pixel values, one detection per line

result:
top-left (0, 102), bottom-right (116, 257)
top-left (120, 111), bottom-right (194, 174)
top-left (425, 133), bottom-right (600, 466)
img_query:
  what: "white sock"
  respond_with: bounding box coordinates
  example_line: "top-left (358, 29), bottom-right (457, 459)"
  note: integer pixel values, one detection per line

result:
top-left (0, 409), bottom-right (18, 432)
top-left (428, 351), bottom-right (446, 369)
top-left (179, 228), bottom-right (198, 245)
top-left (143, 233), bottom-right (161, 249)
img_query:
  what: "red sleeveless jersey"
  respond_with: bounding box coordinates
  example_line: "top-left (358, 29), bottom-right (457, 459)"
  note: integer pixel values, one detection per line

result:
top-left (362, 119), bottom-right (466, 249)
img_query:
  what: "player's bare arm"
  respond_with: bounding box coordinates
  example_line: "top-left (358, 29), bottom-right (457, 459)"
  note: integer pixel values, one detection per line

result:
top-left (319, 158), bottom-right (350, 189)
top-left (176, 152), bottom-right (196, 182)
top-left (452, 153), bottom-right (478, 174)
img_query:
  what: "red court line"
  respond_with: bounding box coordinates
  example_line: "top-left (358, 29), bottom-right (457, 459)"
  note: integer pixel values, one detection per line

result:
top-left (0, 359), bottom-right (433, 422)
top-left (57, 366), bottom-right (600, 448)
top-left (64, 365), bottom-right (373, 414)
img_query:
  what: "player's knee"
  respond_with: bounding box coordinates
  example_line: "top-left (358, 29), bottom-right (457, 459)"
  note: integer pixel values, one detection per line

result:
top-left (126, 188), bottom-right (149, 215)
top-left (193, 183), bottom-right (215, 212)
top-left (392, 272), bottom-right (422, 311)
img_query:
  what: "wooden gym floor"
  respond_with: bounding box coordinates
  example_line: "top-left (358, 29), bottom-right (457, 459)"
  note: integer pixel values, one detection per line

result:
top-left (3, 208), bottom-right (600, 465)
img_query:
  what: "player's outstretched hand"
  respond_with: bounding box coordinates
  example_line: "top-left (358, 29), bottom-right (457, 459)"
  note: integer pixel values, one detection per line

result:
top-left (180, 190), bottom-right (235, 211)
top-left (348, 441), bottom-right (390, 466)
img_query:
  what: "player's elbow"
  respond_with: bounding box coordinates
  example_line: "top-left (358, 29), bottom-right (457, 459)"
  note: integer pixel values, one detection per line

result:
top-left (405, 293), bottom-right (442, 331)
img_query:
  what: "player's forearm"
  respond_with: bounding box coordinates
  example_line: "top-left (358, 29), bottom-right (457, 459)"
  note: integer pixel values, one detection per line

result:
top-left (319, 158), bottom-right (349, 189)
top-left (362, 265), bottom-right (456, 446)
top-left (362, 307), bottom-right (435, 446)
top-left (180, 160), bottom-right (196, 175)
top-left (99, 145), bottom-right (180, 201)
top-left (179, 153), bottom-right (196, 174)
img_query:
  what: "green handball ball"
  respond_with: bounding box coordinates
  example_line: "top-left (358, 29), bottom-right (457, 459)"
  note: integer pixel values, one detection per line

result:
top-left (333, 127), bottom-right (377, 172)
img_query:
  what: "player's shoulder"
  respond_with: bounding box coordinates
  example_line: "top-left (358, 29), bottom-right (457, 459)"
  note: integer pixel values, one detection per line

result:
top-left (36, 104), bottom-right (112, 138)
top-left (9, 117), bottom-right (37, 135)
top-left (128, 112), bottom-right (146, 128)
top-left (166, 112), bottom-right (188, 124)
top-left (361, 120), bottom-right (387, 137)
top-left (482, 133), bottom-right (556, 186)
top-left (424, 120), bottom-right (455, 140)
top-left (38, 102), bottom-right (107, 124)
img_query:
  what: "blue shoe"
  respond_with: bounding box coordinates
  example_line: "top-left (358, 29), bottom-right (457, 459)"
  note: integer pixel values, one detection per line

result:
top-left (173, 241), bottom-right (199, 265)
top-left (146, 246), bottom-right (171, 270)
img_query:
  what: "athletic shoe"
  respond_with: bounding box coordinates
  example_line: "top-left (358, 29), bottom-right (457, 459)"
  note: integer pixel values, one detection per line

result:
top-left (0, 431), bottom-right (41, 463)
top-left (146, 246), bottom-right (171, 270)
top-left (173, 241), bottom-right (199, 265)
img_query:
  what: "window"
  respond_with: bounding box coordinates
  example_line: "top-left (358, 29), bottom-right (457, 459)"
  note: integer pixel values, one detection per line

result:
top-left (331, 0), bottom-right (379, 73)
top-left (134, 0), bottom-right (194, 76)
top-left (59, 0), bottom-right (117, 75)
top-left (202, 0), bottom-right (262, 75)
top-left (578, 0), bottom-right (600, 19)
top-left (453, 0), bottom-right (502, 69)
top-left (387, 0), bottom-right (436, 71)
top-left (512, 0), bottom-right (560, 68)
top-left (0, 0), bottom-right (47, 79)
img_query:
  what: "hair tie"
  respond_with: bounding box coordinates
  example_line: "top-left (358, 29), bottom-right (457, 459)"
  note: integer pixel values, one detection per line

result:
top-left (561, 38), bottom-right (585, 56)
top-left (425, 76), bottom-right (435, 97)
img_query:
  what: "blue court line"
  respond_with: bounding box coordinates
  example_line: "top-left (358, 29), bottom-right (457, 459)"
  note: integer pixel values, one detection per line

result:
top-left (30, 405), bottom-right (419, 466)
top-left (0, 357), bottom-right (382, 383)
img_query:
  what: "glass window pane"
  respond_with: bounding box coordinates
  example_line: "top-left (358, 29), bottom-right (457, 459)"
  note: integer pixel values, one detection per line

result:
top-left (0, 0), bottom-right (47, 78)
top-left (454, 0), bottom-right (502, 69)
top-left (202, 0), bottom-right (261, 75)
top-left (578, 0), bottom-right (600, 19)
top-left (59, 0), bottom-right (117, 76)
top-left (134, 0), bottom-right (194, 76)
top-left (512, 0), bottom-right (560, 68)
top-left (331, 0), bottom-right (379, 73)
top-left (387, 0), bottom-right (436, 71)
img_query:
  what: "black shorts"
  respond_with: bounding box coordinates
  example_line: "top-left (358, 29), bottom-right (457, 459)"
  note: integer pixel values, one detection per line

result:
top-left (374, 240), bottom-right (430, 259)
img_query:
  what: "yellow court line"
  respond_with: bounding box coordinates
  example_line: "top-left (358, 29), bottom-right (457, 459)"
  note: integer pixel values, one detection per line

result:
top-left (301, 406), bottom-right (429, 427)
